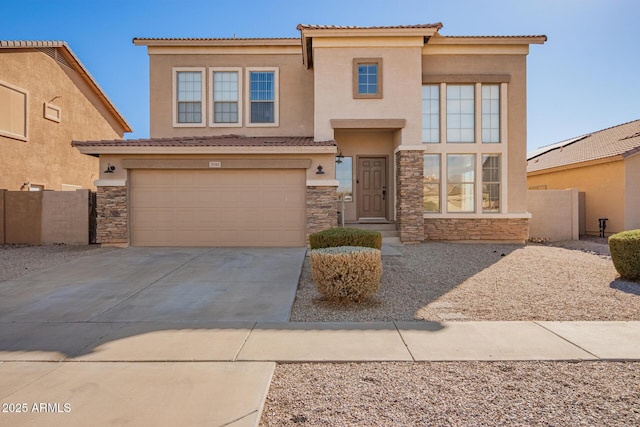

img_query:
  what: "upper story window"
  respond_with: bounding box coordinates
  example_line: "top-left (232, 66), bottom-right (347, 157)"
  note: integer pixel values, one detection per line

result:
top-left (447, 85), bottom-right (475, 143)
top-left (173, 67), bottom-right (205, 127)
top-left (247, 68), bottom-right (278, 126)
top-left (353, 58), bottom-right (383, 99)
top-left (0, 80), bottom-right (28, 141)
top-left (422, 83), bottom-right (504, 144)
top-left (210, 68), bottom-right (242, 127)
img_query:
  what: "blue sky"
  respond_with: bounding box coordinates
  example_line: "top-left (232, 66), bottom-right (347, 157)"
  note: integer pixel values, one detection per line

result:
top-left (2, 0), bottom-right (638, 151)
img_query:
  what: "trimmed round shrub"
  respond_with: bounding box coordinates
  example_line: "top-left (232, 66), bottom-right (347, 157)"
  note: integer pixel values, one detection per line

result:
top-left (310, 246), bottom-right (382, 301)
top-left (609, 229), bottom-right (640, 281)
top-left (309, 227), bottom-right (382, 250)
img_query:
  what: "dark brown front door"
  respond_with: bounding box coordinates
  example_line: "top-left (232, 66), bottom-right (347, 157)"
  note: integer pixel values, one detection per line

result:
top-left (357, 157), bottom-right (386, 219)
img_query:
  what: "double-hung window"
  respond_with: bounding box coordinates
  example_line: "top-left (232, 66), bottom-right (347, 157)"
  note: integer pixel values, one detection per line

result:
top-left (173, 67), bottom-right (205, 127)
top-left (0, 80), bottom-right (28, 140)
top-left (482, 154), bottom-right (501, 212)
top-left (247, 68), bottom-right (278, 126)
top-left (210, 68), bottom-right (241, 127)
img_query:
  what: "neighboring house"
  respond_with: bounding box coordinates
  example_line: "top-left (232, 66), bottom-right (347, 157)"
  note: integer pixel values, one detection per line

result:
top-left (527, 119), bottom-right (640, 236)
top-left (73, 23), bottom-right (545, 247)
top-left (0, 41), bottom-right (131, 191)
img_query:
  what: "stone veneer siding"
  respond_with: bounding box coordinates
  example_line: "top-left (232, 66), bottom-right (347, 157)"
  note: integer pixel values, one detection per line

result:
top-left (96, 186), bottom-right (127, 244)
top-left (306, 186), bottom-right (337, 240)
top-left (396, 150), bottom-right (424, 243)
top-left (424, 218), bottom-right (529, 242)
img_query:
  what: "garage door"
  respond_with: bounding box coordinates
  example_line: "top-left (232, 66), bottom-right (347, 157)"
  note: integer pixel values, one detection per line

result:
top-left (130, 169), bottom-right (306, 247)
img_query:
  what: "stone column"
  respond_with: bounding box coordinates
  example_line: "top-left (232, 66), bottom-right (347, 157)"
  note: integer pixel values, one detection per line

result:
top-left (396, 150), bottom-right (424, 243)
top-left (306, 185), bottom-right (338, 241)
top-left (96, 185), bottom-right (128, 245)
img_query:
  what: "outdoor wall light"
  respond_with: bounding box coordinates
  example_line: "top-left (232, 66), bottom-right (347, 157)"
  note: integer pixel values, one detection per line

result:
top-left (316, 165), bottom-right (325, 174)
top-left (336, 150), bottom-right (344, 164)
top-left (104, 163), bottom-right (116, 173)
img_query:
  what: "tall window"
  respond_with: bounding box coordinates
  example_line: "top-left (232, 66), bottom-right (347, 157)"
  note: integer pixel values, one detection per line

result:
top-left (248, 69), bottom-right (277, 124)
top-left (173, 68), bottom-right (205, 126)
top-left (447, 154), bottom-right (475, 212)
top-left (0, 80), bottom-right (27, 140)
top-left (423, 155), bottom-right (440, 212)
top-left (482, 154), bottom-right (501, 212)
top-left (422, 85), bottom-right (440, 143)
top-left (447, 85), bottom-right (475, 143)
top-left (336, 156), bottom-right (353, 202)
top-left (353, 58), bottom-right (383, 99)
top-left (211, 69), bottom-right (241, 126)
top-left (482, 85), bottom-right (500, 143)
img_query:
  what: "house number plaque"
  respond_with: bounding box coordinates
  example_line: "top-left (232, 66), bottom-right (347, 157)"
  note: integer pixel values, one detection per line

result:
top-left (208, 161), bottom-right (222, 168)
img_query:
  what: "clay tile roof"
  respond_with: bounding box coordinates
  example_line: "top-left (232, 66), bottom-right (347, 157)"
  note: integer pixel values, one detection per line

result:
top-left (72, 135), bottom-right (335, 148)
top-left (527, 119), bottom-right (640, 173)
top-left (296, 23), bottom-right (443, 31)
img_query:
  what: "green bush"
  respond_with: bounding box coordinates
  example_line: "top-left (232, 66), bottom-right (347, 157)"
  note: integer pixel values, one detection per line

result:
top-left (609, 229), bottom-right (640, 281)
top-left (309, 227), bottom-right (382, 250)
top-left (310, 246), bottom-right (382, 301)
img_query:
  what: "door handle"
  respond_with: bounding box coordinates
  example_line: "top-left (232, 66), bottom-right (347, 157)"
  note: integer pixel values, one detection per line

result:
top-left (382, 190), bottom-right (386, 200)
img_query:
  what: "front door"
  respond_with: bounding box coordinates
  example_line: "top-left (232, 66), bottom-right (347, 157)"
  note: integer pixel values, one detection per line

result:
top-left (357, 157), bottom-right (387, 219)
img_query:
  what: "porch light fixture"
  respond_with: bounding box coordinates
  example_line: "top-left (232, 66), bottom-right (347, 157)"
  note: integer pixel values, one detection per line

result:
top-left (316, 165), bottom-right (325, 175)
top-left (336, 150), bottom-right (344, 164)
top-left (104, 163), bottom-right (116, 173)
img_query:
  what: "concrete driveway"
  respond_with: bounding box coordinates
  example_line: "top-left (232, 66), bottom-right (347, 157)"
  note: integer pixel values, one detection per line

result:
top-left (0, 246), bottom-right (305, 426)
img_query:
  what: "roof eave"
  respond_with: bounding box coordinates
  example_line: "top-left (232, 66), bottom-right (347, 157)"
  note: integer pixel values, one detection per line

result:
top-left (132, 38), bottom-right (301, 47)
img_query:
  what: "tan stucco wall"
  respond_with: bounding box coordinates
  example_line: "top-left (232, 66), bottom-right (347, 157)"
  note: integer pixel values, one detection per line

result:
top-left (148, 51), bottom-right (314, 138)
top-left (334, 129), bottom-right (396, 222)
top-left (422, 54), bottom-right (529, 213)
top-left (527, 160), bottom-right (626, 235)
top-left (527, 188), bottom-right (579, 241)
top-left (313, 45), bottom-right (423, 145)
top-left (41, 190), bottom-right (89, 244)
top-left (0, 49), bottom-right (125, 191)
top-left (624, 154), bottom-right (640, 230)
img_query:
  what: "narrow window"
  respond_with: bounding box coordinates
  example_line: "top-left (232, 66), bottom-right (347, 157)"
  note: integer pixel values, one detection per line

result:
top-left (212, 70), bottom-right (240, 125)
top-left (447, 85), bottom-right (475, 143)
top-left (422, 85), bottom-right (440, 143)
top-left (336, 156), bottom-right (353, 202)
top-left (482, 154), bottom-right (501, 212)
top-left (447, 154), bottom-right (475, 212)
top-left (249, 71), bottom-right (275, 123)
top-left (482, 85), bottom-right (500, 143)
top-left (423, 154), bottom-right (440, 212)
top-left (353, 58), bottom-right (383, 99)
top-left (0, 81), bottom-right (27, 140)
top-left (174, 69), bottom-right (204, 125)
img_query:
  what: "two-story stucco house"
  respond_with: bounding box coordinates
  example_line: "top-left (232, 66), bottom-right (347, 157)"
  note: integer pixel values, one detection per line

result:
top-left (1, 41), bottom-right (131, 191)
top-left (73, 23), bottom-right (545, 247)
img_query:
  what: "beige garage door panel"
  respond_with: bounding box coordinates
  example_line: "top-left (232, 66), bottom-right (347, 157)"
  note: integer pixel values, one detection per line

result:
top-left (131, 169), bottom-right (306, 247)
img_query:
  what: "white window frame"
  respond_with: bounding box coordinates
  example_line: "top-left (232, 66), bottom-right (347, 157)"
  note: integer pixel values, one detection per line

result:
top-left (172, 67), bottom-right (206, 128)
top-left (422, 82), bottom-right (509, 217)
top-left (0, 80), bottom-right (28, 141)
top-left (245, 67), bottom-right (279, 127)
top-left (209, 67), bottom-right (242, 127)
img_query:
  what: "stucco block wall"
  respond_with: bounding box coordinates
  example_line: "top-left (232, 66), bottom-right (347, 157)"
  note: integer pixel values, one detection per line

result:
top-left (41, 190), bottom-right (89, 244)
top-left (527, 188), bottom-right (579, 241)
top-left (396, 150), bottom-right (424, 243)
top-left (148, 52), bottom-right (314, 138)
top-left (424, 218), bottom-right (529, 242)
top-left (96, 186), bottom-right (128, 244)
top-left (527, 160), bottom-right (625, 235)
top-left (0, 49), bottom-right (125, 191)
top-left (625, 154), bottom-right (640, 231)
top-left (4, 191), bottom-right (42, 244)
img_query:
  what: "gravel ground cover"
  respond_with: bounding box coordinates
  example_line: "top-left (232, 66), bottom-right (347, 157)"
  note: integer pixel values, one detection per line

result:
top-left (0, 244), bottom-right (118, 283)
top-left (291, 240), bottom-right (640, 322)
top-left (260, 361), bottom-right (640, 427)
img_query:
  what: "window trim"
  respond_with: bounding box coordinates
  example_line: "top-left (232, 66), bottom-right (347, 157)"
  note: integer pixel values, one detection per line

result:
top-left (209, 67), bottom-right (242, 128)
top-left (245, 67), bottom-right (279, 127)
top-left (353, 58), bottom-right (383, 99)
top-left (0, 80), bottom-right (28, 141)
top-left (172, 67), bottom-right (206, 128)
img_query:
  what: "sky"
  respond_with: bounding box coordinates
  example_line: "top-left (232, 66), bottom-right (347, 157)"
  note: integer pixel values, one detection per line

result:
top-left (1, 0), bottom-right (638, 152)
